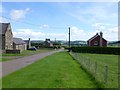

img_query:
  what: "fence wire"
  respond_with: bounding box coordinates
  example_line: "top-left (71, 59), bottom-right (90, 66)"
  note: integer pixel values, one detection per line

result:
top-left (70, 52), bottom-right (118, 88)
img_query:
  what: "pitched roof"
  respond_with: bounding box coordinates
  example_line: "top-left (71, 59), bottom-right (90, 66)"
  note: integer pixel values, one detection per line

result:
top-left (87, 33), bottom-right (107, 42)
top-left (0, 23), bottom-right (10, 34)
top-left (87, 33), bottom-right (99, 42)
top-left (13, 38), bottom-right (26, 44)
top-left (24, 40), bottom-right (29, 44)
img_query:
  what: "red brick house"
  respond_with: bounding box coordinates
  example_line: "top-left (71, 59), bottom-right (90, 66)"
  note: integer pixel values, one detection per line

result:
top-left (87, 32), bottom-right (107, 47)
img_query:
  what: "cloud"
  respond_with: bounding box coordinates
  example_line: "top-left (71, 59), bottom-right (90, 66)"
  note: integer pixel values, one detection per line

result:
top-left (100, 26), bottom-right (118, 41)
top-left (0, 17), bottom-right (2, 22)
top-left (13, 26), bottom-right (118, 41)
top-left (40, 24), bottom-right (49, 28)
top-left (59, 3), bottom-right (117, 24)
top-left (10, 8), bottom-right (30, 21)
top-left (92, 23), bottom-right (109, 30)
top-left (13, 29), bottom-right (66, 40)
top-left (108, 27), bottom-right (118, 33)
top-left (70, 26), bottom-right (90, 40)
top-left (71, 26), bottom-right (84, 35)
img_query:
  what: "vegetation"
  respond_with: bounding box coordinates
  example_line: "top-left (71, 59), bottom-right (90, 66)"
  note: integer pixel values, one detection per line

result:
top-left (71, 46), bottom-right (120, 55)
top-left (107, 41), bottom-right (120, 47)
top-left (2, 52), bottom-right (97, 88)
top-left (71, 52), bottom-right (118, 88)
top-left (0, 48), bottom-right (54, 62)
top-left (31, 41), bottom-right (62, 49)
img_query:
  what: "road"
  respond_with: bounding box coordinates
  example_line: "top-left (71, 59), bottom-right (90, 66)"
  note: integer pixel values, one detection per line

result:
top-left (0, 48), bottom-right (64, 78)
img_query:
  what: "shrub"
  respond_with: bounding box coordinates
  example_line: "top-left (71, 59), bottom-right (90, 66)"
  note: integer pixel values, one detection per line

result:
top-left (71, 46), bottom-right (120, 55)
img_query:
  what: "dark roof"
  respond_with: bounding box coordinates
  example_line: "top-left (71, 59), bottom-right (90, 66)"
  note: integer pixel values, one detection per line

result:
top-left (0, 23), bottom-right (10, 34)
top-left (13, 38), bottom-right (26, 44)
top-left (87, 33), bottom-right (107, 42)
top-left (87, 33), bottom-right (99, 42)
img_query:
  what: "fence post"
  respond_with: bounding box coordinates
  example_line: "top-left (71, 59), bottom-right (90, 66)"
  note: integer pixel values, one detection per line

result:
top-left (104, 65), bottom-right (108, 84)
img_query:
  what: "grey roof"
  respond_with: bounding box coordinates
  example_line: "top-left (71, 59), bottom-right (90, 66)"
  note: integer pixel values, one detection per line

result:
top-left (13, 38), bottom-right (26, 44)
top-left (24, 40), bottom-right (29, 44)
top-left (0, 23), bottom-right (10, 34)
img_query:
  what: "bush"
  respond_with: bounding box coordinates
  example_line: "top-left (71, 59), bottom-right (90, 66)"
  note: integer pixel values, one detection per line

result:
top-left (63, 46), bottom-right (69, 50)
top-left (36, 46), bottom-right (61, 49)
top-left (71, 46), bottom-right (120, 55)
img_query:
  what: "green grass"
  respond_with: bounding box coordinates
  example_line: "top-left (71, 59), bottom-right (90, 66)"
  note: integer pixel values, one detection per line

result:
top-left (2, 48), bottom-right (54, 56)
top-left (0, 58), bottom-right (11, 62)
top-left (74, 53), bottom-right (118, 88)
top-left (0, 48), bottom-right (54, 62)
top-left (2, 52), bottom-right (97, 88)
top-left (107, 43), bottom-right (120, 47)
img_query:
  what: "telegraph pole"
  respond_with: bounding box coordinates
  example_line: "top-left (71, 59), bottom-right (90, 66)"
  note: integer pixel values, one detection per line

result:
top-left (68, 27), bottom-right (70, 52)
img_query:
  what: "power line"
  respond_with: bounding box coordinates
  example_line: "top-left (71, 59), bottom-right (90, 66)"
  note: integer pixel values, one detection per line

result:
top-left (2, 16), bottom-right (67, 29)
top-left (2, 16), bottom-right (69, 41)
top-left (2, 16), bottom-right (40, 27)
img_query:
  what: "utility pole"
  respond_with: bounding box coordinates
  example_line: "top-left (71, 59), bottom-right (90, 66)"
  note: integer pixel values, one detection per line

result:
top-left (68, 27), bottom-right (70, 52)
top-left (55, 38), bottom-right (56, 43)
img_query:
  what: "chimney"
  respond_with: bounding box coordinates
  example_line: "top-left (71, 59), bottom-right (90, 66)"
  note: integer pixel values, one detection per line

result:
top-left (100, 32), bottom-right (103, 47)
top-left (28, 38), bottom-right (31, 48)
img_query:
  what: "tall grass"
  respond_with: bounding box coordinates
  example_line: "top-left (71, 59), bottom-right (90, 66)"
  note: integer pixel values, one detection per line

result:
top-left (70, 52), bottom-right (118, 88)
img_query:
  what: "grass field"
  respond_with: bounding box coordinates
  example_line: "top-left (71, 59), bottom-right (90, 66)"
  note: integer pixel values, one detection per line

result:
top-left (71, 52), bottom-right (118, 88)
top-left (0, 48), bottom-right (54, 62)
top-left (2, 51), bottom-right (97, 88)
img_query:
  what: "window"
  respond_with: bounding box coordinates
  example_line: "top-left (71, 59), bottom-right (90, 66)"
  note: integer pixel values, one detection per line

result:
top-left (94, 41), bottom-right (98, 45)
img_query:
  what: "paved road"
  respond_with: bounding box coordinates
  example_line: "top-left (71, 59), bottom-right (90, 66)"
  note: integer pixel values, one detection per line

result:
top-left (0, 49), bottom-right (64, 78)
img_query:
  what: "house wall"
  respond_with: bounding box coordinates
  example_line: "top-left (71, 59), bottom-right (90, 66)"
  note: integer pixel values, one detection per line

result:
top-left (13, 43), bottom-right (27, 52)
top-left (1, 35), bottom-right (5, 50)
top-left (88, 36), bottom-right (107, 47)
top-left (5, 25), bottom-right (13, 50)
top-left (90, 36), bottom-right (100, 46)
top-left (102, 39), bottom-right (107, 46)
top-left (1, 35), bottom-right (5, 53)
top-left (0, 34), bottom-right (2, 53)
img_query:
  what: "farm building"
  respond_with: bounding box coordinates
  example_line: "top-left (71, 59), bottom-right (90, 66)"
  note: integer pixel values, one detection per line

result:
top-left (44, 38), bottom-right (53, 47)
top-left (0, 22), bottom-right (28, 53)
top-left (24, 38), bottom-right (31, 49)
top-left (87, 32), bottom-right (107, 47)
top-left (13, 38), bottom-right (27, 52)
top-left (0, 23), bottom-right (13, 53)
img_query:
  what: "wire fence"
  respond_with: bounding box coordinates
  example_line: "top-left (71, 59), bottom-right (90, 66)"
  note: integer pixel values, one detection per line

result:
top-left (70, 52), bottom-right (118, 88)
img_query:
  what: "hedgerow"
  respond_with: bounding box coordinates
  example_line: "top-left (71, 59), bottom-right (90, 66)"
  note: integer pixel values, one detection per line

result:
top-left (71, 46), bottom-right (120, 55)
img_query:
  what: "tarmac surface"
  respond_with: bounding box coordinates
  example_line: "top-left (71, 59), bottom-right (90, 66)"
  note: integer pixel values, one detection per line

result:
top-left (0, 48), bottom-right (64, 78)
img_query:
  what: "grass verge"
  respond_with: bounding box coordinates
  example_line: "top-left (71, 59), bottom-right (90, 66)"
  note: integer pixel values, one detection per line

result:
top-left (0, 48), bottom-right (54, 62)
top-left (2, 51), bottom-right (97, 88)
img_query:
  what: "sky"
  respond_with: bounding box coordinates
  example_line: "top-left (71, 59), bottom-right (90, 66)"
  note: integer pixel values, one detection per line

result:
top-left (0, 1), bottom-right (118, 41)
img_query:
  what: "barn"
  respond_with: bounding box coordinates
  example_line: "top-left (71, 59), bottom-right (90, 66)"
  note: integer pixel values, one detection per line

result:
top-left (87, 32), bottom-right (107, 47)
top-left (0, 23), bottom-right (13, 53)
top-left (13, 38), bottom-right (27, 52)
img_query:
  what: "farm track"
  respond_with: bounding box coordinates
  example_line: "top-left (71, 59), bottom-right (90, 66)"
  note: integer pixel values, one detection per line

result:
top-left (0, 48), bottom-right (64, 78)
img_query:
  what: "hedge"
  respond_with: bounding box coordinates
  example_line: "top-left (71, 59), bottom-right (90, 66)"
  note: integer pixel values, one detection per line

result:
top-left (71, 46), bottom-right (120, 55)
top-left (35, 46), bottom-right (61, 49)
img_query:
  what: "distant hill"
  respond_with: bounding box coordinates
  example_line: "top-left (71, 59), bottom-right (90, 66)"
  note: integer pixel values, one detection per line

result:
top-left (108, 41), bottom-right (120, 44)
top-left (31, 40), bottom-right (87, 46)
top-left (107, 40), bottom-right (120, 47)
